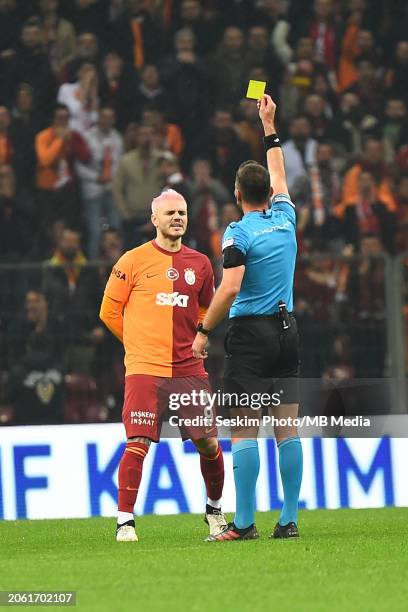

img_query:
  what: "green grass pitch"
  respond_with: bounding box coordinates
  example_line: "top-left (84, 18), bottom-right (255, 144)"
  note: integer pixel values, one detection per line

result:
top-left (1, 508), bottom-right (407, 612)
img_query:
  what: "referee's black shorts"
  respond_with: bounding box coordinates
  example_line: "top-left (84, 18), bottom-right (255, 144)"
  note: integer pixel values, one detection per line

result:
top-left (223, 314), bottom-right (300, 404)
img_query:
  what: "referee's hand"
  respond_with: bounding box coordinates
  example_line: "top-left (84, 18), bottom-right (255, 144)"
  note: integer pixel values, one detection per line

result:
top-left (258, 94), bottom-right (276, 127)
top-left (192, 333), bottom-right (208, 359)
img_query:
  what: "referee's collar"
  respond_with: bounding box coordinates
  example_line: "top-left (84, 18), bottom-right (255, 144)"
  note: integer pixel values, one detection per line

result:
top-left (245, 208), bottom-right (272, 217)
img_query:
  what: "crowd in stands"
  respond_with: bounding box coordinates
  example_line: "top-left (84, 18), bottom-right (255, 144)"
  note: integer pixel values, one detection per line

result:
top-left (0, 0), bottom-right (407, 424)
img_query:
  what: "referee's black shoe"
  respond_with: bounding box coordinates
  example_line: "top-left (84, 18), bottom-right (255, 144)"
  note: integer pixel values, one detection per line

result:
top-left (207, 522), bottom-right (259, 542)
top-left (271, 521), bottom-right (299, 539)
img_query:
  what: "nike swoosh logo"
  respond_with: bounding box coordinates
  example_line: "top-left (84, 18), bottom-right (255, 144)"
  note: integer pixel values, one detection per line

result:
top-left (146, 273), bottom-right (159, 278)
top-left (126, 486), bottom-right (137, 491)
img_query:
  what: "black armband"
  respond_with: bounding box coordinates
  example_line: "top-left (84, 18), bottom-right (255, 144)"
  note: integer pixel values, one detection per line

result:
top-left (196, 322), bottom-right (210, 336)
top-left (263, 133), bottom-right (281, 152)
top-left (223, 246), bottom-right (246, 269)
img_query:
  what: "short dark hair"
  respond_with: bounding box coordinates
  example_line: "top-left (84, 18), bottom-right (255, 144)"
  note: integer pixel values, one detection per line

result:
top-left (54, 103), bottom-right (69, 116)
top-left (235, 161), bottom-right (270, 204)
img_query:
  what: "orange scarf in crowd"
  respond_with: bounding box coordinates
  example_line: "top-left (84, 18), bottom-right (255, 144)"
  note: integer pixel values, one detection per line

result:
top-left (131, 17), bottom-right (145, 69)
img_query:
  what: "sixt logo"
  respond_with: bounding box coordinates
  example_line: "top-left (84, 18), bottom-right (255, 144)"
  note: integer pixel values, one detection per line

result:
top-left (156, 292), bottom-right (189, 307)
top-left (111, 267), bottom-right (126, 280)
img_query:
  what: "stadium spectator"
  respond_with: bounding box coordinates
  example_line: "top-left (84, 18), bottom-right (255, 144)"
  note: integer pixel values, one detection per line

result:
top-left (337, 1), bottom-right (379, 94)
top-left (109, 0), bottom-right (163, 68)
top-left (236, 98), bottom-right (265, 163)
top-left (328, 92), bottom-right (379, 157)
top-left (112, 123), bottom-right (164, 249)
top-left (209, 26), bottom-right (248, 108)
top-left (10, 83), bottom-right (45, 189)
top-left (141, 107), bottom-right (184, 157)
top-left (303, 142), bottom-right (342, 249)
top-left (0, 164), bottom-right (32, 262)
top-left (186, 158), bottom-right (231, 215)
top-left (76, 106), bottom-right (123, 259)
top-left (6, 289), bottom-right (65, 425)
top-left (31, 218), bottom-right (66, 262)
top-left (339, 137), bottom-right (396, 212)
top-left (282, 115), bottom-right (317, 194)
top-left (35, 103), bottom-right (90, 226)
top-left (0, 0), bottom-right (20, 61)
top-left (251, 0), bottom-right (292, 65)
top-left (98, 227), bottom-right (124, 265)
top-left (341, 171), bottom-right (396, 253)
top-left (162, 28), bottom-right (211, 150)
top-left (302, 93), bottom-right (333, 141)
top-left (219, 201), bottom-right (241, 229)
top-left (171, 0), bottom-right (222, 57)
top-left (381, 98), bottom-right (408, 163)
top-left (39, 0), bottom-right (77, 80)
top-left (385, 40), bottom-right (408, 103)
top-left (43, 227), bottom-right (104, 373)
top-left (123, 121), bottom-right (139, 152)
top-left (196, 108), bottom-right (251, 190)
top-left (99, 51), bottom-right (138, 132)
top-left (57, 61), bottom-right (99, 133)
top-left (64, 31), bottom-right (99, 83)
top-left (63, 0), bottom-right (109, 39)
top-left (345, 58), bottom-right (384, 117)
top-left (134, 64), bottom-right (166, 119)
top-left (310, 72), bottom-right (337, 116)
top-left (157, 151), bottom-right (190, 199)
top-left (295, 246), bottom-right (343, 376)
top-left (346, 234), bottom-right (387, 377)
top-left (306, 0), bottom-right (339, 72)
top-left (13, 17), bottom-right (56, 118)
top-left (282, 35), bottom-right (329, 118)
top-left (245, 25), bottom-right (284, 99)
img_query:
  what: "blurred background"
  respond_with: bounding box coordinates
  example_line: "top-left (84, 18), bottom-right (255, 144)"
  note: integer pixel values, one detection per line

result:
top-left (0, 0), bottom-right (407, 426)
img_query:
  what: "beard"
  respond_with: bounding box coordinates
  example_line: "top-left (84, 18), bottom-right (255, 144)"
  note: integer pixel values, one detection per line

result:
top-left (160, 225), bottom-right (186, 241)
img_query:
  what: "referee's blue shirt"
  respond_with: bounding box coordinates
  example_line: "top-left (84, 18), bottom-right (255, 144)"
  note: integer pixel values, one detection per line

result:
top-left (222, 193), bottom-right (297, 317)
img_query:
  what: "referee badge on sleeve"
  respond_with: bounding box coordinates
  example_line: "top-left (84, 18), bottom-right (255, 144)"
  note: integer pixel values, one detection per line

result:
top-left (222, 238), bottom-right (234, 251)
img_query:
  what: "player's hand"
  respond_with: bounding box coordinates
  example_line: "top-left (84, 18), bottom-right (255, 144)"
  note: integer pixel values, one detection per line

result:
top-left (258, 94), bottom-right (276, 129)
top-left (192, 333), bottom-right (208, 359)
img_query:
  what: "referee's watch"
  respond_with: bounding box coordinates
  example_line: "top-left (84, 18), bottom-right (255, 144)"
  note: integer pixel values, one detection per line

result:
top-left (196, 322), bottom-right (210, 336)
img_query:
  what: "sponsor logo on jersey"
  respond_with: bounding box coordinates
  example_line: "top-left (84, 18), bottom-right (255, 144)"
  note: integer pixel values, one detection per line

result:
top-left (166, 267), bottom-right (179, 281)
top-left (111, 267), bottom-right (126, 280)
top-left (184, 268), bottom-right (196, 285)
top-left (156, 292), bottom-right (189, 307)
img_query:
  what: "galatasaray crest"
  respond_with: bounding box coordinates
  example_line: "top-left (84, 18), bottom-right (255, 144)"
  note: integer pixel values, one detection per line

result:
top-left (184, 268), bottom-right (196, 285)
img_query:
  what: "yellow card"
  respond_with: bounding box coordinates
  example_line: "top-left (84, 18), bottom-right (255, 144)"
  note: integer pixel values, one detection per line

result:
top-left (246, 80), bottom-right (266, 100)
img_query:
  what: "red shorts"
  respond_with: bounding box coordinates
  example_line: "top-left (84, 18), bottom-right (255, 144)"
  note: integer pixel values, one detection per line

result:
top-left (122, 374), bottom-right (217, 442)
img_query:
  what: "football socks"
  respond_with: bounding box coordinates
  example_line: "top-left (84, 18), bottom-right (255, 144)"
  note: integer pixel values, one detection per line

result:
top-left (278, 436), bottom-right (303, 526)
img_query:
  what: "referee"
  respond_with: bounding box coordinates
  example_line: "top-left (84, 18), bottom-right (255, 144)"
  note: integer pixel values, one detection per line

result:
top-left (192, 95), bottom-right (302, 541)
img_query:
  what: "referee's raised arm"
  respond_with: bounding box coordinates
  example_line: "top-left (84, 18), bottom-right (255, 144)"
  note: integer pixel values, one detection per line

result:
top-left (258, 95), bottom-right (290, 198)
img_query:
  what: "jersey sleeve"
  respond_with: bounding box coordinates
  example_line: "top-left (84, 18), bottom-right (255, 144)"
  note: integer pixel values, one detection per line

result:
top-left (222, 222), bottom-right (251, 255)
top-left (198, 256), bottom-right (215, 310)
top-left (271, 193), bottom-right (296, 226)
top-left (222, 222), bottom-right (251, 268)
top-left (104, 252), bottom-right (134, 304)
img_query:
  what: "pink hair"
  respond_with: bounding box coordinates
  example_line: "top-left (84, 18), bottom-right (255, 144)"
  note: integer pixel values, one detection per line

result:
top-left (151, 189), bottom-right (187, 212)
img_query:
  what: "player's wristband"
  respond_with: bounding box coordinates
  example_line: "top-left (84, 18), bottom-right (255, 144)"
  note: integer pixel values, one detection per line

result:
top-left (196, 322), bottom-right (210, 336)
top-left (263, 133), bottom-right (281, 151)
